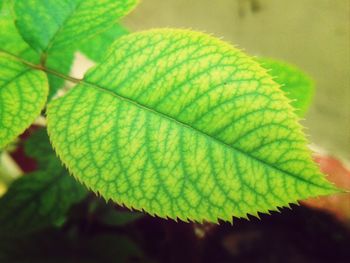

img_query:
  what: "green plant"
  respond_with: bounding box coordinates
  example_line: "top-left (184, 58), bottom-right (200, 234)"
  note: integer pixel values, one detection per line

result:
top-left (0, 0), bottom-right (341, 233)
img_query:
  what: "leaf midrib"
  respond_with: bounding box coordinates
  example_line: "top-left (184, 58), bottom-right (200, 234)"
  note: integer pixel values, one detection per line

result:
top-left (76, 79), bottom-right (333, 191)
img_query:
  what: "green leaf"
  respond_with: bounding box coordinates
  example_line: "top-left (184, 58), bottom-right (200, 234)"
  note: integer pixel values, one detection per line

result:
top-left (47, 29), bottom-right (339, 223)
top-left (0, 53), bottom-right (48, 149)
top-left (14, 0), bottom-right (139, 54)
top-left (0, 129), bottom-right (87, 236)
top-left (0, 1), bottom-right (37, 62)
top-left (257, 58), bottom-right (315, 117)
top-left (79, 24), bottom-right (129, 62)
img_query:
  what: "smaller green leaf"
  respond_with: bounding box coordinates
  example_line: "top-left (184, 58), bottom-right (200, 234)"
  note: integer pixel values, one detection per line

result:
top-left (0, 53), bottom-right (48, 149)
top-left (0, 1), bottom-right (37, 62)
top-left (0, 129), bottom-right (87, 236)
top-left (14, 0), bottom-right (139, 53)
top-left (257, 58), bottom-right (314, 117)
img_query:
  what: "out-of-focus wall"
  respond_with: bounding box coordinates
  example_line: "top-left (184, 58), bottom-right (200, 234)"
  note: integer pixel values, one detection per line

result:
top-left (124, 0), bottom-right (350, 159)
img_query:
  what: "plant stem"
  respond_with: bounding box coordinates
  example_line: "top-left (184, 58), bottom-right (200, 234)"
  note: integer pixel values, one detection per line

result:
top-left (0, 50), bottom-right (81, 84)
top-left (36, 64), bottom-right (81, 84)
top-left (40, 52), bottom-right (48, 67)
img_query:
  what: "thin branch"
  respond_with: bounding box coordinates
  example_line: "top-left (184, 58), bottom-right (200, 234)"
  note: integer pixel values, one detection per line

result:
top-left (37, 65), bottom-right (81, 84)
top-left (40, 52), bottom-right (48, 66)
top-left (0, 50), bottom-right (81, 84)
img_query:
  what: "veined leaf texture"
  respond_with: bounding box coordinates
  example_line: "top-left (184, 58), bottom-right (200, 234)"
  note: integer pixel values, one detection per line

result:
top-left (0, 53), bottom-right (48, 148)
top-left (47, 29), bottom-right (339, 223)
top-left (14, 0), bottom-right (138, 53)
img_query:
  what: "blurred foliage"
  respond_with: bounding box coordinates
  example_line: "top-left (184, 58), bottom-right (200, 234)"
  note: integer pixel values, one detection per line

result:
top-left (257, 57), bottom-right (314, 117)
top-left (78, 24), bottom-right (128, 62)
top-left (0, 129), bottom-right (87, 236)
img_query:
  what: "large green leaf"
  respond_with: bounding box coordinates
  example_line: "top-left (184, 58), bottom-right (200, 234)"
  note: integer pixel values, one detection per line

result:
top-left (47, 29), bottom-right (338, 223)
top-left (0, 53), bottom-right (48, 149)
top-left (0, 129), bottom-right (87, 236)
top-left (257, 58), bottom-right (315, 117)
top-left (14, 0), bottom-right (138, 54)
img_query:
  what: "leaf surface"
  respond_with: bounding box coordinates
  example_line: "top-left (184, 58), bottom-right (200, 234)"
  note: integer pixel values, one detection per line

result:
top-left (78, 24), bottom-right (129, 62)
top-left (0, 129), bottom-right (87, 236)
top-left (257, 58), bottom-right (314, 116)
top-left (14, 0), bottom-right (138, 53)
top-left (47, 29), bottom-right (338, 222)
top-left (0, 2), bottom-right (69, 101)
top-left (0, 53), bottom-right (48, 149)
top-left (0, 2), bottom-right (37, 62)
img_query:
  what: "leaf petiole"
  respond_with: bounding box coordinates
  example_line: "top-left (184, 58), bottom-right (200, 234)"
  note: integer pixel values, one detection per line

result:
top-left (0, 50), bottom-right (81, 84)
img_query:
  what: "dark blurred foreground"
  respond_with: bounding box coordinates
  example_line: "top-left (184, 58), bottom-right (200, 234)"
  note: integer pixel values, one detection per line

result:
top-left (1, 200), bottom-right (349, 263)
